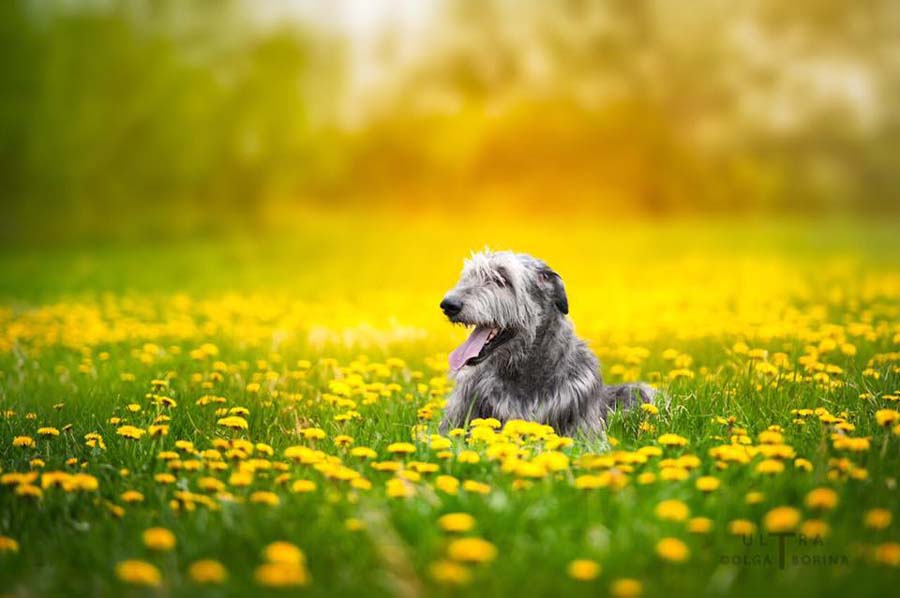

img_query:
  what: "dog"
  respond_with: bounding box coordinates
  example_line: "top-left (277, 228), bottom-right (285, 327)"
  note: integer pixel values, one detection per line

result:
top-left (439, 250), bottom-right (654, 437)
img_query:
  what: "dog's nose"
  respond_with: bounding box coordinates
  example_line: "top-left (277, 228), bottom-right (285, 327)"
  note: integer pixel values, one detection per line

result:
top-left (440, 297), bottom-right (463, 317)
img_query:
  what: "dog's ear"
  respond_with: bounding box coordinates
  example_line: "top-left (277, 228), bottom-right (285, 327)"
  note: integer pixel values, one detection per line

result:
top-left (539, 267), bottom-right (568, 315)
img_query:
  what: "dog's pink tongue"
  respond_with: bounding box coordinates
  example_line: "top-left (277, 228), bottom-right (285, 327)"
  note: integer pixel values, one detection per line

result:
top-left (449, 326), bottom-right (492, 371)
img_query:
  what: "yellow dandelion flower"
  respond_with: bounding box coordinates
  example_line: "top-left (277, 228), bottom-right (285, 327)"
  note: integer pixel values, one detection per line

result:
top-left (372, 460), bottom-right (402, 472)
top-left (351, 478), bottom-right (373, 491)
top-left (291, 480), bottom-right (317, 493)
top-left (801, 519), bottom-right (830, 539)
top-left (610, 578), bottom-right (643, 597)
top-left (655, 499), bottom-right (690, 522)
top-left (121, 490), bottom-right (144, 503)
top-left (116, 560), bottom-right (161, 587)
top-left (148, 424), bottom-right (168, 437)
top-left (676, 455), bottom-right (701, 470)
top-left (13, 436), bottom-right (35, 448)
top-left (755, 459), bottom-right (784, 474)
top-left (430, 435), bottom-right (452, 450)
top-left (657, 433), bottom-right (688, 448)
top-left (764, 506), bottom-right (801, 533)
top-left (71, 473), bottom-right (98, 491)
top-left (462, 480), bottom-right (491, 495)
top-left (638, 446), bottom-right (663, 458)
top-left (229, 471), bottom-right (253, 487)
top-left (0, 536), bottom-right (20, 552)
top-left (567, 559), bottom-right (601, 581)
top-left (142, 527), bottom-right (176, 551)
top-left (469, 427), bottom-right (497, 445)
top-left (37, 427), bottom-right (60, 437)
top-left (189, 560), bottom-right (228, 584)
top-left (875, 409), bottom-right (900, 427)
top-left (728, 519), bottom-right (756, 536)
top-left (745, 491), bottom-right (765, 505)
top-left (438, 513), bottom-right (475, 533)
top-left (408, 461), bottom-right (438, 474)
top-left (695, 476), bottom-right (720, 492)
top-left (874, 543), bottom-right (900, 567)
top-left (264, 541), bottom-right (305, 565)
top-left (805, 487), bottom-right (838, 511)
top-left (532, 451), bottom-right (569, 472)
top-left (687, 517), bottom-right (713, 534)
top-left (345, 518), bottom-right (365, 532)
top-left (217, 416), bottom-right (248, 430)
top-left (793, 458), bottom-right (813, 472)
top-left (15, 484), bottom-right (42, 499)
top-left (435, 475), bottom-right (459, 495)
top-left (350, 447), bottom-right (377, 459)
top-left (387, 442), bottom-right (416, 454)
top-left (574, 474), bottom-right (605, 490)
top-left (429, 559), bottom-right (472, 585)
top-left (641, 403), bottom-right (659, 415)
top-left (636, 472), bottom-right (657, 485)
top-left (864, 508), bottom-right (892, 530)
top-left (116, 426), bottom-right (145, 440)
top-left (447, 537), bottom-right (497, 563)
top-left (386, 478), bottom-right (415, 498)
top-left (758, 430), bottom-right (783, 444)
top-left (456, 450), bottom-right (482, 465)
top-left (334, 435), bottom-right (354, 447)
top-left (250, 491), bottom-right (280, 506)
top-left (656, 537), bottom-right (689, 562)
top-left (659, 467), bottom-right (689, 481)
top-left (154, 473), bottom-right (176, 485)
top-left (301, 428), bottom-right (326, 440)
top-left (255, 563), bottom-right (309, 587)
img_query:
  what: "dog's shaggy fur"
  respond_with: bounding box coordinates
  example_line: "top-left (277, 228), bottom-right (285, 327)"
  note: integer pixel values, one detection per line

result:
top-left (440, 250), bottom-right (654, 437)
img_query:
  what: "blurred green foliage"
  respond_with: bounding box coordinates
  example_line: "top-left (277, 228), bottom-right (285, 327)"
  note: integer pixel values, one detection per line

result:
top-left (0, 1), bottom-right (345, 241)
top-left (1, 0), bottom-right (899, 243)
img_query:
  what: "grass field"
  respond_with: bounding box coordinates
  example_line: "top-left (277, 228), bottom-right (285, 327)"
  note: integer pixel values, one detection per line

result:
top-left (1, 216), bottom-right (899, 597)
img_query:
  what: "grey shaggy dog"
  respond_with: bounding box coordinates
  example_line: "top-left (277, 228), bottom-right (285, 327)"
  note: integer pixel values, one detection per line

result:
top-left (439, 250), bottom-right (654, 437)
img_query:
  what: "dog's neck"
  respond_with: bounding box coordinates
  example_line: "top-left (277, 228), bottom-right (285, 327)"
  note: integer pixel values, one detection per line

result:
top-left (499, 311), bottom-right (582, 380)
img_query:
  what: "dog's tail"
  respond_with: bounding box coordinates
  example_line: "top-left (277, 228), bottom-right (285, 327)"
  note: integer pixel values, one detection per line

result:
top-left (601, 382), bottom-right (657, 413)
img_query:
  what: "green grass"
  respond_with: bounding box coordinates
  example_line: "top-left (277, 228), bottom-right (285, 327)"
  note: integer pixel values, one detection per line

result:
top-left (0, 218), bottom-right (898, 597)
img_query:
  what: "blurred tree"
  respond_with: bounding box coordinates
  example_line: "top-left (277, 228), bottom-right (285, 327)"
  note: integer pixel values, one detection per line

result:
top-left (358, 0), bottom-right (900, 215)
top-left (1, 0), bottom-right (898, 243)
top-left (0, 0), bottom-right (343, 242)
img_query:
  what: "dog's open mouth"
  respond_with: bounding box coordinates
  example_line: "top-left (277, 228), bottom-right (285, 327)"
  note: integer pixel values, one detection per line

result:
top-left (449, 325), bottom-right (515, 371)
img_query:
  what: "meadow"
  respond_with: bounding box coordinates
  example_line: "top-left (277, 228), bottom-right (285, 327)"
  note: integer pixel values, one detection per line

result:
top-left (1, 215), bottom-right (898, 597)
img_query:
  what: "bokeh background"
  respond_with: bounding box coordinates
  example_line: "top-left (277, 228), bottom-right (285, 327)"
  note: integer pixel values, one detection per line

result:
top-left (2, 0), bottom-right (900, 245)
top-left (1, 6), bottom-right (900, 595)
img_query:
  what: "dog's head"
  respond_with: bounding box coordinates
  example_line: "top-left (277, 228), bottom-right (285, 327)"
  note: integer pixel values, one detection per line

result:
top-left (440, 250), bottom-right (568, 371)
